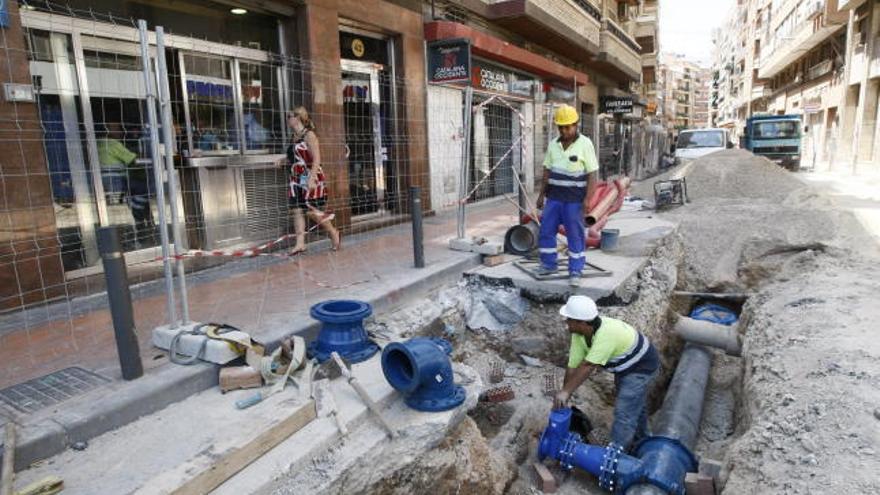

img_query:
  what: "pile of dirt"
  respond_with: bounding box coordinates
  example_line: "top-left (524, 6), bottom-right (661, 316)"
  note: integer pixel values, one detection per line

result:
top-left (644, 151), bottom-right (880, 494)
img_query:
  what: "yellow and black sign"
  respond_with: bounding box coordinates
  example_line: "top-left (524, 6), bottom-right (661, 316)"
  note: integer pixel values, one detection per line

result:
top-left (351, 38), bottom-right (365, 58)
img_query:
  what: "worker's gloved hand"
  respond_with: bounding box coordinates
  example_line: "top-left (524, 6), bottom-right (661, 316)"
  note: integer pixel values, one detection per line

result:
top-left (553, 390), bottom-right (570, 409)
top-left (536, 194), bottom-right (544, 209)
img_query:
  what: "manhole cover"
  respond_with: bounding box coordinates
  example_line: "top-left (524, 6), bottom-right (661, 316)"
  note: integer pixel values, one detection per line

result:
top-left (0, 367), bottom-right (110, 414)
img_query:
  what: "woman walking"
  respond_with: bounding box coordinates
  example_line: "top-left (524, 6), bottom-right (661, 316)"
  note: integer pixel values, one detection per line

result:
top-left (281, 106), bottom-right (341, 254)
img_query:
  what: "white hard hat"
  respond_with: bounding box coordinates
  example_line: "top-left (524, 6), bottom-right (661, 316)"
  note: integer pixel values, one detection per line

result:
top-left (559, 295), bottom-right (599, 321)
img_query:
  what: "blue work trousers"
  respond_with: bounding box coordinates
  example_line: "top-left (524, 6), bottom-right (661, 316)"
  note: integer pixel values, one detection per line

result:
top-left (610, 368), bottom-right (658, 451)
top-left (538, 198), bottom-right (585, 275)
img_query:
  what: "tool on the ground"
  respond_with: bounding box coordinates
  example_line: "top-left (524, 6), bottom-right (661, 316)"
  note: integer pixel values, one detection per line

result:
top-left (2, 423), bottom-right (15, 495)
top-left (480, 385), bottom-right (515, 403)
top-left (653, 178), bottom-right (688, 209)
top-left (314, 379), bottom-right (348, 436)
top-left (219, 366), bottom-right (262, 394)
top-left (13, 476), bottom-right (63, 495)
top-left (329, 352), bottom-right (398, 439)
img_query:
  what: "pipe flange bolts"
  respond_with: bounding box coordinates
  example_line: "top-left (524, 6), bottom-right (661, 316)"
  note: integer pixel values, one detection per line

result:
top-left (382, 337), bottom-right (466, 412)
top-left (308, 299), bottom-right (379, 364)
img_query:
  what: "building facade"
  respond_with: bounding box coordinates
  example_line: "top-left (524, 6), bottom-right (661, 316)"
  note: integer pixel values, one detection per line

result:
top-left (711, 0), bottom-right (879, 171)
top-left (659, 53), bottom-right (713, 131)
top-left (0, 0), bottom-right (662, 312)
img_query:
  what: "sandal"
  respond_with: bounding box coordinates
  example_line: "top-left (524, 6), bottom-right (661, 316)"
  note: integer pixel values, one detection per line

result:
top-left (289, 246), bottom-right (307, 256)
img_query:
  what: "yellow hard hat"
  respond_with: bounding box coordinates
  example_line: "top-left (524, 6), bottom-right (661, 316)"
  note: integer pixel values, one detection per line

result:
top-left (554, 105), bottom-right (579, 126)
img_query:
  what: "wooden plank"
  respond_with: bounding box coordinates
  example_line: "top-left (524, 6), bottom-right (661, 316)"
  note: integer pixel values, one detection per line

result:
top-left (14, 476), bottom-right (63, 495)
top-left (139, 400), bottom-right (316, 495)
top-left (1, 423), bottom-right (15, 495)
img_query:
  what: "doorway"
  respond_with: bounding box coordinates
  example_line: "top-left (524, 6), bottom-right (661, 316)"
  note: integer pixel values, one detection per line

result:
top-left (341, 60), bottom-right (385, 217)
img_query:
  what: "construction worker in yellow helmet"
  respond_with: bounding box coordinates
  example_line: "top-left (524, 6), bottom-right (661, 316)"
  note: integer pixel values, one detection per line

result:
top-left (535, 105), bottom-right (600, 286)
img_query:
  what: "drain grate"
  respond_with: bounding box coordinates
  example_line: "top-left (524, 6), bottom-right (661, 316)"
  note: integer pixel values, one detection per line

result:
top-left (0, 367), bottom-right (111, 414)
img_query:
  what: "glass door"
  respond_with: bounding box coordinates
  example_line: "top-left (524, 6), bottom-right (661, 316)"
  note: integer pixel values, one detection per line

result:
top-left (341, 60), bottom-right (384, 217)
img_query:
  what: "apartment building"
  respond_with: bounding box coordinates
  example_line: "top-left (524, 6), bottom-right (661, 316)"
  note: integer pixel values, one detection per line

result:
top-left (660, 53), bottom-right (713, 130)
top-left (712, 0), bottom-right (879, 170)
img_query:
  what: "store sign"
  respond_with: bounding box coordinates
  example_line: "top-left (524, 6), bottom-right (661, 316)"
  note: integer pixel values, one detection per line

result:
top-left (427, 39), bottom-right (471, 84)
top-left (470, 60), bottom-right (534, 97)
top-left (473, 66), bottom-right (508, 92)
top-left (544, 83), bottom-right (574, 103)
top-left (803, 96), bottom-right (822, 114)
top-left (601, 96), bottom-right (633, 114)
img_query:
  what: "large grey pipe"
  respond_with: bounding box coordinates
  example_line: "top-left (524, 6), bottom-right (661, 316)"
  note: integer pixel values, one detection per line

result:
top-left (626, 344), bottom-right (713, 495)
top-left (674, 316), bottom-right (741, 356)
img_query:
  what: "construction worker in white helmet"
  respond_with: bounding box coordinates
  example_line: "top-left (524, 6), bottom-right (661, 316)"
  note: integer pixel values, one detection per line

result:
top-left (554, 295), bottom-right (660, 452)
top-left (535, 104), bottom-right (599, 286)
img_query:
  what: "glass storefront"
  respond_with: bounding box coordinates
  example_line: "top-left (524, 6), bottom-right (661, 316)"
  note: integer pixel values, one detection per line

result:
top-left (22, 3), bottom-right (287, 274)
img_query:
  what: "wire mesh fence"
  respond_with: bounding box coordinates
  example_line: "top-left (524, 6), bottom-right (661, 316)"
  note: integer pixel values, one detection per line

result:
top-left (0, 1), bottom-right (664, 395)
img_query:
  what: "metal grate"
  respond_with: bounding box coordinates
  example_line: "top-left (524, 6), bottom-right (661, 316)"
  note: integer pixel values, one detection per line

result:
top-left (242, 168), bottom-right (288, 238)
top-left (0, 367), bottom-right (110, 414)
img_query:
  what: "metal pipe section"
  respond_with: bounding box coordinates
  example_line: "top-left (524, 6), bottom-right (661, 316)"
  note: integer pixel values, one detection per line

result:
top-left (674, 316), bottom-right (741, 356)
top-left (97, 227), bottom-right (144, 380)
top-left (138, 19), bottom-right (177, 326)
top-left (457, 86), bottom-right (473, 239)
top-left (626, 344), bottom-right (713, 495)
top-left (155, 27), bottom-right (190, 324)
top-left (538, 344), bottom-right (713, 494)
top-left (410, 186), bottom-right (425, 268)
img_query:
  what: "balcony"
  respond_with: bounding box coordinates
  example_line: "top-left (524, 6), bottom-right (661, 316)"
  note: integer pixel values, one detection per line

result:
top-left (758, 0), bottom-right (847, 78)
top-left (597, 18), bottom-right (642, 81)
top-left (641, 52), bottom-right (658, 67)
top-left (805, 58), bottom-right (834, 81)
top-left (487, 0), bottom-right (601, 58)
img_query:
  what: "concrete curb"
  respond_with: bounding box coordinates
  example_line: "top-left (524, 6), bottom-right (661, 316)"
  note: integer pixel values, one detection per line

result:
top-left (1, 251), bottom-right (483, 471)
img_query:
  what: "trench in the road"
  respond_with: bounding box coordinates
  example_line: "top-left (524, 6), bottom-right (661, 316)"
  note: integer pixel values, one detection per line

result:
top-left (348, 230), bottom-right (764, 494)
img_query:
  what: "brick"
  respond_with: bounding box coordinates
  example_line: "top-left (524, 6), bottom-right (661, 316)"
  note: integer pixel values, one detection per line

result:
top-left (533, 462), bottom-right (557, 493)
top-left (685, 472), bottom-right (716, 495)
top-left (219, 366), bottom-right (262, 393)
top-left (482, 254), bottom-right (508, 267)
top-left (698, 458), bottom-right (722, 480)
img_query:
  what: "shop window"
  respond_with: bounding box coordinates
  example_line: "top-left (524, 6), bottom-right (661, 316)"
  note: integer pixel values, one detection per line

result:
top-left (239, 61), bottom-right (281, 153)
top-left (184, 53), bottom-right (239, 154)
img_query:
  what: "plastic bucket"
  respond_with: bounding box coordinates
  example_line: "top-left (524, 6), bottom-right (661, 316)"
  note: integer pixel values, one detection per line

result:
top-left (599, 229), bottom-right (620, 251)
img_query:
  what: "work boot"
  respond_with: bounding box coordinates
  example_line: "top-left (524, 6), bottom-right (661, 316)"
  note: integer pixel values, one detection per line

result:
top-left (569, 273), bottom-right (581, 287)
top-left (536, 265), bottom-right (558, 276)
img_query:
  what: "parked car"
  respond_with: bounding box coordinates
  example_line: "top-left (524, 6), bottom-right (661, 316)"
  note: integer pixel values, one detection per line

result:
top-left (673, 128), bottom-right (734, 164)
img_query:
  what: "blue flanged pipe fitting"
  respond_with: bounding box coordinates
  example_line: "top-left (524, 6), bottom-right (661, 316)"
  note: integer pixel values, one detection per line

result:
top-left (381, 337), bottom-right (466, 412)
top-left (537, 408), bottom-right (698, 494)
top-left (307, 299), bottom-right (379, 364)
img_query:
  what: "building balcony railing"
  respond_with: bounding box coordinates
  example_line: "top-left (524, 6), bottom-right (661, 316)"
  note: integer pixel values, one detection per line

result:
top-left (598, 18), bottom-right (642, 80)
top-left (806, 59), bottom-right (834, 81)
top-left (758, 0), bottom-right (847, 78)
top-left (487, 0), bottom-right (602, 57)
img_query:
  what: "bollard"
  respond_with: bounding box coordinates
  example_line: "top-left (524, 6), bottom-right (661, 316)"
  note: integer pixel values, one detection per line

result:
top-left (410, 186), bottom-right (425, 268)
top-left (97, 226), bottom-right (143, 380)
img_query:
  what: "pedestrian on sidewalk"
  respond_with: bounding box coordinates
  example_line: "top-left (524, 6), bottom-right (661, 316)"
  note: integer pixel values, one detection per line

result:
top-left (535, 105), bottom-right (599, 286)
top-left (279, 106), bottom-right (341, 254)
top-left (553, 295), bottom-right (660, 452)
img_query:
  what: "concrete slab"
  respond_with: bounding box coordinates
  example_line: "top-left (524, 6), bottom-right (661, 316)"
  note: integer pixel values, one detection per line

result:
top-left (466, 212), bottom-right (677, 304)
top-left (12, 352), bottom-right (481, 495)
top-left (152, 323), bottom-right (244, 365)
